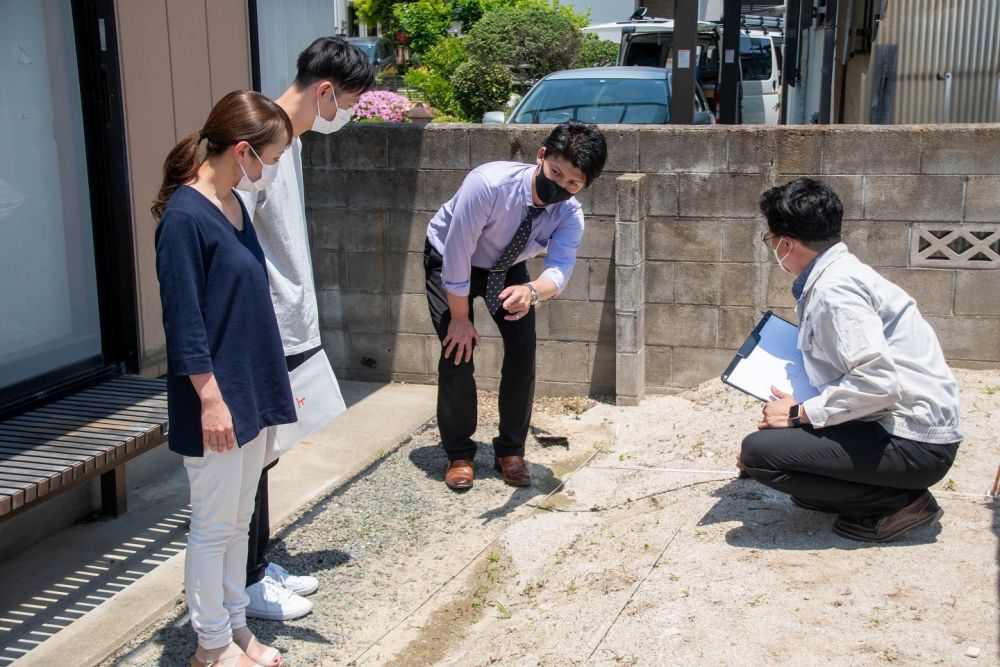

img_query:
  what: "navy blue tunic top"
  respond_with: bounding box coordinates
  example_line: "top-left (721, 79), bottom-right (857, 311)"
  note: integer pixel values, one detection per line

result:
top-left (155, 185), bottom-right (296, 457)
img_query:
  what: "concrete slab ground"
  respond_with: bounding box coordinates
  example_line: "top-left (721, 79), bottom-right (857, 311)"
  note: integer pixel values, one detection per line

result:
top-left (0, 381), bottom-right (436, 667)
top-left (102, 370), bottom-right (998, 666)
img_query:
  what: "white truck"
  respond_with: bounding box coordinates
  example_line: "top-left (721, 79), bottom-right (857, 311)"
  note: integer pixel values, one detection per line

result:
top-left (583, 13), bottom-right (784, 124)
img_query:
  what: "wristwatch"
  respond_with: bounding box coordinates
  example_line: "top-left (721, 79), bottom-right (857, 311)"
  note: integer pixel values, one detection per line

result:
top-left (789, 403), bottom-right (802, 427)
top-left (523, 283), bottom-right (540, 305)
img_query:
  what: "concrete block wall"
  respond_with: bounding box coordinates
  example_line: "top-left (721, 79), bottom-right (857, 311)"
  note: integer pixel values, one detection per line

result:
top-left (303, 124), bottom-right (617, 397)
top-left (615, 174), bottom-right (648, 406)
top-left (303, 123), bottom-right (1000, 399)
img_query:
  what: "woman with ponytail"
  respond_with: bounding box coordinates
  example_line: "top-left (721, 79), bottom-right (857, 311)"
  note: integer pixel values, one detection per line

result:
top-left (154, 90), bottom-right (296, 667)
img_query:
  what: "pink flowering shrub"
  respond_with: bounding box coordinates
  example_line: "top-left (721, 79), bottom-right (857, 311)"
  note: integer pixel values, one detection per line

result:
top-left (353, 90), bottom-right (413, 123)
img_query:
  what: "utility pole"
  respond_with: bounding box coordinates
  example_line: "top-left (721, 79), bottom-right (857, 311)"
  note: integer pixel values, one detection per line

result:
top-left (719, 0), bottom-right (742, 124)
top-left (670, 0), bottom-right (698, 124)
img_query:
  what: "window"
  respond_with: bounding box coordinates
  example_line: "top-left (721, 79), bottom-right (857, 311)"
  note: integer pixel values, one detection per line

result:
top-left (739, 35), bottom-right (773, 81)
top-left (513, 77), bottom-right (669, 125)
top-left (0, 1), bottom-right (102, 393)
top-left (624, 40), bottom-right (665, 68)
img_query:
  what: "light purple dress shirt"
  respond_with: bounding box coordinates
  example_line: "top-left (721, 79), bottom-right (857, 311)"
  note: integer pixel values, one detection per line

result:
top-left (425, 161), bottom-right (585, 297)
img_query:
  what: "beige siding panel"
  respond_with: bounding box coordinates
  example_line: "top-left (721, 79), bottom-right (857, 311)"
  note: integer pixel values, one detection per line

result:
top-left (205, 0), bottom-right (253, 99)
top-left (166, 0), bottom-right (213, 137)
top-left (116, 0), bottom-right (253, 372)
top-left (115, 0), bottom-right (174, 365)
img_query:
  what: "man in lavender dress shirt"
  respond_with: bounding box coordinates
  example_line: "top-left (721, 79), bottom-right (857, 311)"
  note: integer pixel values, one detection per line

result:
top-left (424, 121), bottom-right (608, 490)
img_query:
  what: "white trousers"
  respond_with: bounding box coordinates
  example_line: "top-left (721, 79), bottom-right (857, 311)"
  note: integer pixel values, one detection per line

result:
top-left (183, 427), bottom-right (269, 649)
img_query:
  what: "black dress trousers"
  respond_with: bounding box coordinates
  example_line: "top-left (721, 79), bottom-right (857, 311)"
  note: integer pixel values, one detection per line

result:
top-left (424, 240), bottom-right (536, 461)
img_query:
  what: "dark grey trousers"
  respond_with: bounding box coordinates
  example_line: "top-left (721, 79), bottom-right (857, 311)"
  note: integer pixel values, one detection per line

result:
top-left (740, 420), bottom-right (959, 518)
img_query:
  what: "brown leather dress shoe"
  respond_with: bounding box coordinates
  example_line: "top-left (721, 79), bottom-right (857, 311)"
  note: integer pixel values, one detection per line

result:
top-left (445, 459), bottom-right (475, 490)
top-left (833, 491), bottom-right (942, 542)
top-left (494, 455), bottom-right (531, 486)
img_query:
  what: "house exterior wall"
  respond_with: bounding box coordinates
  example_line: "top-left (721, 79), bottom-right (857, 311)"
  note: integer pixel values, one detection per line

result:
top-left (114, 0), bottom-right (253, 376)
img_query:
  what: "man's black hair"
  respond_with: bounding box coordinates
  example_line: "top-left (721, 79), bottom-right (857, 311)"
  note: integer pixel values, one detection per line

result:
top-left (542, 121), bottom-right (608, 186)
top-left (294, 36), bottom-right (375, 93)
top-left (759, 177), bottom-right (843, 250)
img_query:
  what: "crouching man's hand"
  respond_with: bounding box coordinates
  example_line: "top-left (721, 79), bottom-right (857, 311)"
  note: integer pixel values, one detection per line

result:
top-left (758, 386), bottom-right (805, 430)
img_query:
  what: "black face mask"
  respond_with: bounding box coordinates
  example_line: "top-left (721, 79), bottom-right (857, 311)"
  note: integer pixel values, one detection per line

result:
top-left (534, 162), bottom-right (574, 205)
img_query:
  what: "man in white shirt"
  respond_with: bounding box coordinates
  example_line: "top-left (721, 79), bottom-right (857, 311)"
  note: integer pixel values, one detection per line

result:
top-left (740, 178), bottom-right (963, 542)
top-left (238, 36), bottom-right (373, 620)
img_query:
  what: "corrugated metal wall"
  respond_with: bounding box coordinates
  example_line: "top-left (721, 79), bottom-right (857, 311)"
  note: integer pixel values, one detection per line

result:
top-left (875, 0), bottom-right (1000, 123)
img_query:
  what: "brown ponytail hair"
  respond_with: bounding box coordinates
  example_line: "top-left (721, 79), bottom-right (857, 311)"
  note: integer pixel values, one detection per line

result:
top-left (151, 90), bottom-right (292, 219)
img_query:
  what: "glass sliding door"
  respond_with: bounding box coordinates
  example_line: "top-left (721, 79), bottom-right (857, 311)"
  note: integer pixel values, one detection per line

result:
top-left (0, 1), bottom-right (102, 392)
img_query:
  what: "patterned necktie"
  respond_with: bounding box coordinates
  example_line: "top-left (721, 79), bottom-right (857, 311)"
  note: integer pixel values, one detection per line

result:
top-left (484, 205), bottom-right (545, 315)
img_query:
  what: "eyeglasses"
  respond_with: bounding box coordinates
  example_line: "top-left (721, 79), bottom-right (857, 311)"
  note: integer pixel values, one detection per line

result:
top-left (760, 231), bottom-right (777, 246)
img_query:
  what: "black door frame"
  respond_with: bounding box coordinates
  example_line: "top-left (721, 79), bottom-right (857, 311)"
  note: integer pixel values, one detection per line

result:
top-left (0, 0), bottom-right (137, 419)
top-left (248, 0), bottom-right (263, 92)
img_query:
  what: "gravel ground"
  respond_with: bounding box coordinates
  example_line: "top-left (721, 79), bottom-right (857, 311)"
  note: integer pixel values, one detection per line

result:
top-left (107, 370), bottom-right (999, 666)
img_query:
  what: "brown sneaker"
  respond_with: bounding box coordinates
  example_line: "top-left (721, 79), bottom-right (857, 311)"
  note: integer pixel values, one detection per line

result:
top-left (833, 491), bottom-right (942, 542)
top-left (445, 459), bottom-right (475, 490)
top-left (494, 455), bottom-right (531, 486)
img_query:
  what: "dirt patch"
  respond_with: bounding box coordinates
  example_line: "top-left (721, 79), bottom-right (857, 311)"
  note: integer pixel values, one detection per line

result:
top-left (387, 547), bottom-right (512, 666)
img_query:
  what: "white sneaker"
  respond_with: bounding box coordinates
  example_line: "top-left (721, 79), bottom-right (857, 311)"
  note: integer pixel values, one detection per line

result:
top-left (266, 562), bottom-right (319, 596)
top-left (245, 575), bottom-right (313, 621)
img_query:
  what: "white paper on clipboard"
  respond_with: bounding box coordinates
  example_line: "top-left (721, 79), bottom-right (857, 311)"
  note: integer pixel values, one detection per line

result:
top-left (721, 311), bottom-right (820, 402)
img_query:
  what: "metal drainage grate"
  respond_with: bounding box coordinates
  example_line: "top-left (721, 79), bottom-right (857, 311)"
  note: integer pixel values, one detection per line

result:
top-left (911, 223), bottom-right (1000, 268)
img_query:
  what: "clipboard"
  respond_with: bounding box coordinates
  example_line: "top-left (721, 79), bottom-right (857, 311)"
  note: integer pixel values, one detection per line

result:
top-left (721, 310), bottom-right (820, 402)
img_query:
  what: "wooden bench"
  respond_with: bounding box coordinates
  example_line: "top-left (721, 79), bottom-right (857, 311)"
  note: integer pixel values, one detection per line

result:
top-left (0, 376), bottom-right (168, 521)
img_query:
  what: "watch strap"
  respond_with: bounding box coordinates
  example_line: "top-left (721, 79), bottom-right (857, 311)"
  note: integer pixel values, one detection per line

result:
top-left (789, 403), bottom-right (802, 427)
top-left (523, 282), bottom-right (539, 305)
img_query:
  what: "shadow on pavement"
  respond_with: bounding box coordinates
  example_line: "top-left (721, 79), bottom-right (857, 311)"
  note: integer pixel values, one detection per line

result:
top-left (108, 543), bottom-right (347, 666)
top-left (407, 443), bottom-right (563, 525)
top-left (266, 540), bottom-right (352, 573)
top-left (0, 507), bottom-right (190, 666)
top-left (698, 479), bottom-right (944, 551)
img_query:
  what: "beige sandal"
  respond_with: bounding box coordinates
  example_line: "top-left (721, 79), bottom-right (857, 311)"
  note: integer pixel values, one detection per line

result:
top-left (234, 629), bottom-right (283, 667)
top-left (189, 642), bottom-right (258, 667)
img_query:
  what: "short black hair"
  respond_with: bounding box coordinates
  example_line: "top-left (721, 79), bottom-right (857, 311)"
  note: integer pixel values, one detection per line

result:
top-left (759, 177), bottom-right (843, 250)
top-left (294, 36), bottom-right (375, 94)
top-left (542, 121), bottom-right (608, 187)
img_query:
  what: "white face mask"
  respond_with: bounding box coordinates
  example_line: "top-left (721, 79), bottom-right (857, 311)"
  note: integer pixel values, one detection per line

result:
top-left (235, 145), bottom-right (277, 193)
top-left (311, 86), bottom-right (353, 134)
top-left (772, 236), bottom-right (792, 273)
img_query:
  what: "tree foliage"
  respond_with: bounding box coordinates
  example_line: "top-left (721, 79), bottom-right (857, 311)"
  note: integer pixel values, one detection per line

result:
top-left (463, 4), bottom-right (582, 85)
top-left (452, 0), bottom-right (585, 31)
top-left (451, 59), bottom-right (512, 120)
top-left (353, 0), bottom-right (400, 28)
top-left (572, 33), bottom-right (620, 69)
top-left (402, 36), bottom-right (466, 116)
top-left (393, 0), bottom-right (453, 54)
top-left (400, 1), bottom-right (589, 121)
top-left (422, 35), bottom-right (467, 78)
